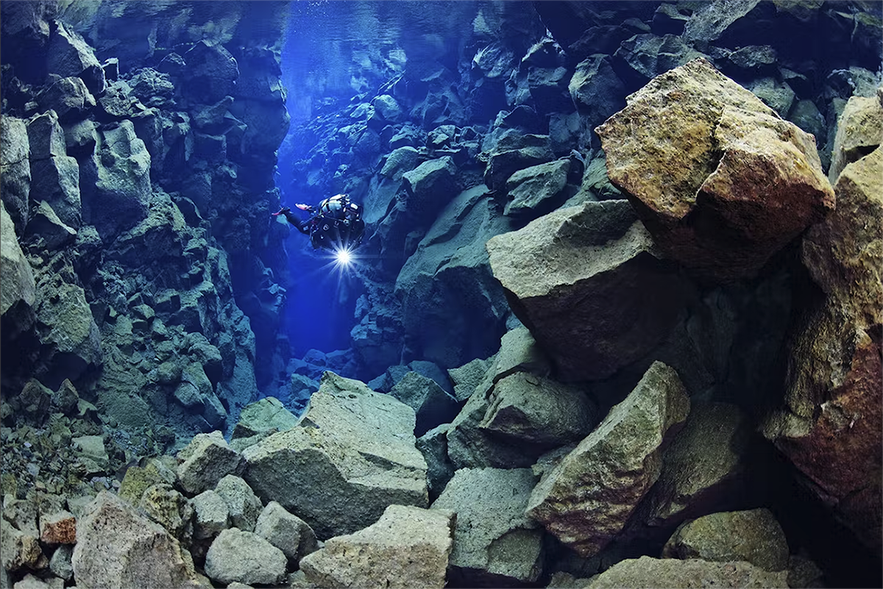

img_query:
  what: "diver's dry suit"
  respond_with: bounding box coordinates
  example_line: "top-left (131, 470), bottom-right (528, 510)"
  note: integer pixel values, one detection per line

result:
top-left (276, 194), bottom-right (365, 251)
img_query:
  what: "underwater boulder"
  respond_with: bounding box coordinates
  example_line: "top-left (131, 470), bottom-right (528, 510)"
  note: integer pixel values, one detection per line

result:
top-left (487, 199), bottom-right (688, 382)
top-left (761, 145), bottom-right (883, 553)
top-left (482, 131), bottom-right (554, 191)
top-left (204, 528), bottom-right (287, 587)
top-left (35, 76), bottom-right (95, 121)
top-left (176, 431), bottom-right (244, 496)
top-left (395, 185), bottom-right (510, 369)
top-left (827, 94), bottom-right (883, 184)
top-left (431, 467), bottom-right (544, 586)
top-left (584, 555), bottom-right (788, 589)
top-left (661, 508), bottom-right (790, 572)
top-left (79, 120), bottom-right (151, 240)
top-left (71, 491), bottom-right (200, 589)
top-left (231, 396), bottom-right (299, 439)
top-left (389, 371), bottom-right (459, 438)
top-left (417, 423), bottom-right (455, 502)
top-left (0, 202), bottom-right (36, 319)
top-left (32, 264), bottom-right (101, 388)
top-left (214, 474), bottom-right (262, 533)
top-left (301, 505), bottom-right (454, 589)
top-left (526, 362), bottom-right (690, 557)
top-left (612, 34), bottom-right (705, 89)
top-left (190, 489), bottom-right (230, 541)
top-left (445, 326), bottom-right (552, 469)
top-left (1, 115), bottom-right (31, 232)
top-left (254, 501), bottom-right (319, 567)
top-left (183, 40), bottom-right (239, 104)
top-left (503, 157), bottom-right (571, 219)
top-left (597, 58), bottom-right (834, 285)
top-left (242, 372), bottom-right (428, 539)
top-left (27, 110), bottom-right (81, 230)
top-left (642, 402), bottom-right (753, 530)
top-left (479, 372), bottom-right (597, 451)
top-left (569, 55), bottom-right (626, 132)
top-left (25, 200), bottom-right (76, 251)
top-left (46, 20), bottom-right (106, 96)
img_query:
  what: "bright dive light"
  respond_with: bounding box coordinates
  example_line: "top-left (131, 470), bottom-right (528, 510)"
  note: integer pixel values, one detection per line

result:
top-left (335, 247), bottom-right (353, 267)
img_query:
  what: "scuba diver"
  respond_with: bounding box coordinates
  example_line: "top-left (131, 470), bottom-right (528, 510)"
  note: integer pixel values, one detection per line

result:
top-left (274, 193), bottom-right (365, 252)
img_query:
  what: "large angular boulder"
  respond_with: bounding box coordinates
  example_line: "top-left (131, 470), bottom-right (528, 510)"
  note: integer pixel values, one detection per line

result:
top-left (1, 519), bottom-right (42, 572)
top-left (568, 55), bottom-right (626, 131)
top-left (402, 156), bottom-right (460, 219)
top-left (479, 372), bottom-right (597, 450)
top-left (585, 556), bottom-right (788, 589)
top-left (33, 267), bottom-right (101, 387)
top-left (1, 202), bottom-right (35, 318)
top-left (486, 199), bottom-right (688, 382)
top-left (662, 508), bottom-right (790, 572)
top-left (431, 468), bottom-right (543, 586)
top-left (300, 505), bottom-right (454, 589)
top-left (395, 185), bottom-right (510, 368)
top-left (176, 431), bottom-right (244, 496)
top-left (1, 116), bottom-right (31, 232)
top-left (389, 371), bottom-right (459, 437)
top-left (827, 94), bottom-right (883, 183)
top-left (761, 146), bottom-right (882, 552)
top-left (596, 58), bottom-right (834, 284)
top-left (254, 501), bottom-right (319, 565)
top-left (243, 372), bottom-right (428, 539)
top-left (642, 402), bottom-right (752, 528)
top-left (79, 120), bottom-right (151, 239)
top-left (47, 20), bottom-right (106, 95)
top-left (526, 362), bottom-right (690, 557)
top-left (183, 40), bottom-right (239, 104)
top-left (214, 475), bottom-right (262, 532)
top-left (446, 327), bottom-right (552, 469)
top-left (482, 131), bottom-right (554, 191)
top-left (71, 491), bottom-right (201, 588)
top-left (36, 76), bottom-right (96, 120)
top-left (503, 158), bottom-right (570, 219)
top-left (232, 396), bottom-right (299, 439)
top-left (204, 528), bottom-right (287, 587)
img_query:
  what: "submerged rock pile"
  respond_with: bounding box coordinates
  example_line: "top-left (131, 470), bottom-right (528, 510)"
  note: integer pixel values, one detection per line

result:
top-left (2, 0), bottom-right (881, 587)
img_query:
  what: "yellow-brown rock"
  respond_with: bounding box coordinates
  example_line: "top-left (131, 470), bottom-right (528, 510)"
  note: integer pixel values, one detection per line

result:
top-left (827, 94), bottom-right (883, 183)
top-left (596, 58), bottom-right (834, 284)
top-left (762, 146), bottom-right (882, 552)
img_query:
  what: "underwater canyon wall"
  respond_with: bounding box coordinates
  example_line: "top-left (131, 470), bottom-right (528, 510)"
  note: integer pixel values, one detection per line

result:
top-left (1, 1), bottom-right (881, 588)
top-left (1, 0), bottom-right (293, 443)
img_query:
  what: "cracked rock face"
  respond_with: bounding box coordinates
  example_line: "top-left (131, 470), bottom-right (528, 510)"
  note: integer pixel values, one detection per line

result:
top-left (762, 145), bottom-right (883, 553)
top-left (243, 372), bottom-right (428, 539)
top-left (526, 361), bottom-right (690, 557)
top-left (487, 199), bottom-right (688, 382)
top-left (596, 57), bottom-right (834, 284)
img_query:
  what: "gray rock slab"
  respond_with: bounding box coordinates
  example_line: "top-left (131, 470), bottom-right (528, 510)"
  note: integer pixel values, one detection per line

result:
top-left (432, 467), bottom-right (544, 585)
top-left (662, 508), bottom-right (790, 572)
top-left (231, 397), bottom-right (297, 438)
top-left (254, 500), bottom-right (318, 564)
top-left (214, 475), bottom-right (262, 533)
top-left (176, 431), bottom-right (244, 496)
top-left (480, 372), bottom-right (597, 450)
top-left (71, 491), bottom-right (199, 588)
top-left (243, 372), bottom-right (427, 539)
top-left (487, 200), bottom-right (687, 381)
top-left (389, 371), bottom-right (459, 437)
top-left (300, 505), bottom-right (454, 589)
top-left (204, 528), bottom-right (287, 587)
top-left (527, 362), bottom-right (690, 557)
top-left (585, 555), bottom-right (788, 588)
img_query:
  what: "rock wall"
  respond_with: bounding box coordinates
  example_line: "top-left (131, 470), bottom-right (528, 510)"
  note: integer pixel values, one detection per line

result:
top-left (1, 0), bottom-right (292, 443)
